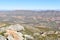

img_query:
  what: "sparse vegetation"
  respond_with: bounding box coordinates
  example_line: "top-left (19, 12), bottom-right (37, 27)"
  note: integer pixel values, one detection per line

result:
top-left (0, 10), bottom-right (60, 40)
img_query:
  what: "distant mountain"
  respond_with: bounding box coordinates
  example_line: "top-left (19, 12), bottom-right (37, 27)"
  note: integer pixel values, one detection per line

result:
top-left (0, 10), bottom-right (60, 17)
top-left (0, 10), bottom-right (60, 23)
top-left (0, 10), bottom-right (60, 30)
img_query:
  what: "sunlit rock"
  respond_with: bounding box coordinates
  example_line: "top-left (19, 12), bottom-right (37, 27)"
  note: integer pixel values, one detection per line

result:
top-left (41, 32), bottom-right (47, 37)
top-left (24, 35), bottom-right (34, 40)
top-left (7, 24), bottom-right (24, 31)
top-left (5, 29), bottom-right (24, 40)
top-left (55, 31), bottom-right (59, 34)
top-left (0, 27), bottom-right (6, 32)
top-left (0, 35), bottom-right (6, 40)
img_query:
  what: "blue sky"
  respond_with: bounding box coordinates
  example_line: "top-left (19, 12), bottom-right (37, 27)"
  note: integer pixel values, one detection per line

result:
top-left (0, 0), bottom-right (60, 10)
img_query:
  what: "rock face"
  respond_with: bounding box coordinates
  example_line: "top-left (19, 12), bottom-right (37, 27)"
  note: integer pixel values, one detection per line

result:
top-left (5, 30), bottom-right (24, 40)
top-left (7, 24), bottom-right (24, 31)
top-left (0, 35), bottom-right (6, 40)
top-left (0, 24), bottom-right (25, 40)
top-left (0, 24), bottom-right (24, 33)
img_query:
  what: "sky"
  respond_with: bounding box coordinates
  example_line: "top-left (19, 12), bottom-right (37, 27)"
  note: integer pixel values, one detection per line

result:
top-left (0, 0), bottom-right (60, 10)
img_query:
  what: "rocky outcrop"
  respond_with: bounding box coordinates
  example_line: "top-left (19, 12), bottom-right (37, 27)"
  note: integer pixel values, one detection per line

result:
top-left (7, 24), bottom-right (25, 31)
top-left (0, 24), bottom-right (24, 32)
top-left (0, 24), bottom-right (25, 40)
top-left (1, 24), bottom-right (60, 40)
top-left (0, 35), bottom-right (6, 40)
top-left (5, 30), bottom-right (24, 40)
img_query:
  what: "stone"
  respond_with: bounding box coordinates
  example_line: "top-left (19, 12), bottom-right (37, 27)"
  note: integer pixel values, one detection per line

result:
top-left (0, 35), bottom-right (6, 40)
top-left (7, 24), bottom-right (24, 31)
top-left (5, 29), bottom-right (24, 40)
top-left (0, 27), bottom-right (6, 32)
top-left (24, 35), bottom-right (34, 40)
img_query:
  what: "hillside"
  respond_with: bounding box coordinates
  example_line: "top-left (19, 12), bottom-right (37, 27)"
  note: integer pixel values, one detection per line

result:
top-left (0, 10), bottom-right (60, 30)
top-left (0, 10), bottom-right (60, 40)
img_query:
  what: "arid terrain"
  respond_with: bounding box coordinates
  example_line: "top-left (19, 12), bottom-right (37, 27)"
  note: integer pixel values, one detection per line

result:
top-left (0, 10), bottom-right (60, 40)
